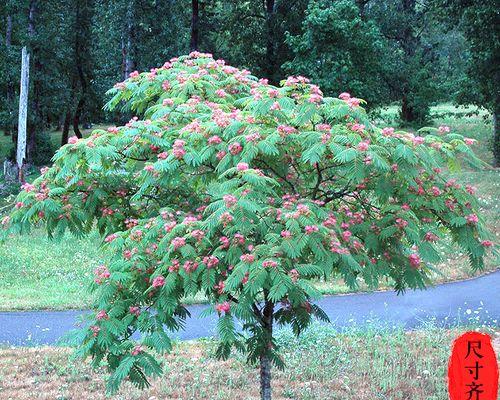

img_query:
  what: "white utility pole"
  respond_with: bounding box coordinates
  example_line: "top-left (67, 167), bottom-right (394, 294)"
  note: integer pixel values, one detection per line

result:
top-left (16, 46), bottom-right (30, 181)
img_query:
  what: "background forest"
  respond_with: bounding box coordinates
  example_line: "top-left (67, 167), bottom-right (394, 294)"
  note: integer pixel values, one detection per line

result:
top-left (0, 0), bottom-right (498, 168)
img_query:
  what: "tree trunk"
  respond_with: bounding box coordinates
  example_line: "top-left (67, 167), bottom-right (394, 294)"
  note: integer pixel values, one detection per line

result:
top-left (401, 94), bottom-right (416, 123)
top-left (260, 354), bottom-right (272, 400)
top-left (493, 104), bottom-right (499, 168)
top-left (72, 98), bottom-right (84, 138)
top-left (61, 111), bottom-right (71, 145)
top-left (259, 299), bottom-right (274, 400)
top-left (190, 0), bottom-right (199, 51)
top-left (5, 14), bottom-right (13, 136)
top-left (265, 0), bottom-right (276, 84)
top-left (399, 0), bottom-right (419, 124)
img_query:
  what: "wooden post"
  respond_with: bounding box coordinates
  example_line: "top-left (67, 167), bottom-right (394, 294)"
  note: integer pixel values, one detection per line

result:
top-left (16, 46), bottom-right (30, 182)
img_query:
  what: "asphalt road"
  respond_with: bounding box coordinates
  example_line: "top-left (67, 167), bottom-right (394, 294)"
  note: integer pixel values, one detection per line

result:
top-left (0, 271), bottom-right (498, 346)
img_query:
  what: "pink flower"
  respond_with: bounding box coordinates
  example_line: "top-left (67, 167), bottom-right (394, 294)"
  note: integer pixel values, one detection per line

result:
top-left (339, 92), bottom-right (351, 100)
top-left (305, 225), bottom-right (319, 234)
top-left (203, 255), bottom-right (219, 268)
top-left (131, 345), bottom-right (143, 356)
top-left (220, 212), bottom-right (233, 225)
top-left (208, 135), bottom-right (222, 145)
top-left (281, 230), bottom-right (292, 238)
top-left (240, 254), bottom-right (255, 263)
top-left (172, 237), bottom-right (186, 249)
top-left (96, 310), bottom-right (109, 320)
top-left (323, 215), bottom-right (337, 227)
top-left (382, 127), bottom-right (395, 136)
top-left (223, 194), bottom-right (237, 207)
top-left (68, 136), bottom-right (79, 144)
top-left (234, 233), bottom-right (245, 245)
top-left (152, 275), bottom-right (165, 288)
top-left (15, 202), bottom-right (24, 209)
top-left (173, 147), bottom-right (186, 159)
top-left (465, 185), bottom-right (476, 195)
top-left (144, 164), bottom-right (154, 172)
top-left (262, 260), bottom-right (278, 268)
top-left (107, 126), bottom-right (119, 134)
top-left (408, 253), bottom-right (421, 268)
top-left (342, 231), bottom-right (352, 242)
top-left (412, 136), bottom-right (425, 145)
top-left (191, 229), bottom-right (205, 242)
top-left (220, 236), bottom-right (230, 248)
top-left (245, 132), bottom-right (261, 143)
top-left (395, 218), bottom-right (408, 229)
top-left (129, 306), bottom-right (141, 316)
top-left (228, 142), bottom-right (243, 155)
top-left (431, 186), bottom-right (441, 196)
top-left (347, 97), bottom-right (360, 107)
top-left (105, 233), bottom-right (118, 243)
top-left (237, 162), bottom-right (249, 171)
top-left (90, 325), bottom-right (100, 336)
top-left (215, 89), bottom-right (227, 97)
top-left (424, 232), bottom-right (439, 242)
top-left (215, 302), bottom-right (230, 314)
top-left (481, 240), bottom-right (493, 247)
top-left (438, 125), bottom-right (450, 134)
top-left (216, 150), bottom-right (227, 160)
top-left (94, 265), bottom-right (110, 284)
top-left (289, 269), bottom-right (299, 283)
top-left (357, 141), bottom-right (369, 151)
top-left (158, 152), bottom-right (168, 159)
top-left (270, 101), bottom-right (281, 110)
top-left (464, 138), bottom-right (476, 145)
top-left (466, 214), bottom-right (479, 225)
top-left (173, 139), bottom-right (186, 159)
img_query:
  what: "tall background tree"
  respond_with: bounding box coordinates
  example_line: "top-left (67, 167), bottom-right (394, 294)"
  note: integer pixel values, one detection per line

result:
top-left (437, 0), bottom-right (499, 166)
top-left (0, 0), bottom-right (497, 165)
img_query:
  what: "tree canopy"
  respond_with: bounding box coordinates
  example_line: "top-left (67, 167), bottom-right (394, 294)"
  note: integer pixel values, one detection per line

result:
top-left (1, 53), bottom-right (492, 399)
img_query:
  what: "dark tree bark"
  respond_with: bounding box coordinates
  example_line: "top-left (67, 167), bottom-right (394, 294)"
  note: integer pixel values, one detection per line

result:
top-left (190, 0), bottom-right (199, 51)
top-left (399, 0), bottom-right (419, 123)
top-left (401, 94), bottom-right (416, 123)
top-left (61, 110), bottom-right (71, 145)
top-left (72, 98), bottom-right (84, 138)
top-left (5, 14), bottom-right (14, 136)
top-left (264, 0), bottom-right (276, 84)
top-left (72, 0), bottom-right (93, 138)
top-left (259, 298), bottom-right (274, 400)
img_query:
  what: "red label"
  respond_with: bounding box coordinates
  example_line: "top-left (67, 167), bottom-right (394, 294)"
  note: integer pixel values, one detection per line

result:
top-left (448, 331), bottom-right (499, 400)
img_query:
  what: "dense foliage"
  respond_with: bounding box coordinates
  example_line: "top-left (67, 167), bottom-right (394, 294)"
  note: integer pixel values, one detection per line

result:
top-left (2, 0), bottom-right (497, 165)
top-left (1, 53), bottom-right (492, 397)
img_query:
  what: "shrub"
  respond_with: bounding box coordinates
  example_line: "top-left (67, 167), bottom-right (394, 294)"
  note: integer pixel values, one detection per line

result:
top-left (1, 52), bottom-right (492, 400)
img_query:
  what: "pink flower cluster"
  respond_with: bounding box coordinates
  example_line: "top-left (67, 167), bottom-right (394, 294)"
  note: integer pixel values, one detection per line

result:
top-left (94, 265), bottom-right (110, 284)
top-left (173, 139), bottom-right (186, 159)
top-left (215, 302), bottom-right (230, 314)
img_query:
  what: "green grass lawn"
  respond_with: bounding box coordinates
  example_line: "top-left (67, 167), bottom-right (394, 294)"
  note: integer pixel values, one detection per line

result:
top-left (0, 324), bottom-right (498, 399)
top-left (0, 106), bottom-right (498, 310)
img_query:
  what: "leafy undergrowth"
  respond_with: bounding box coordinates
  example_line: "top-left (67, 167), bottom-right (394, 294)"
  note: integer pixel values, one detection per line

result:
top-left (0, 325), bottom-right (498, 400)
